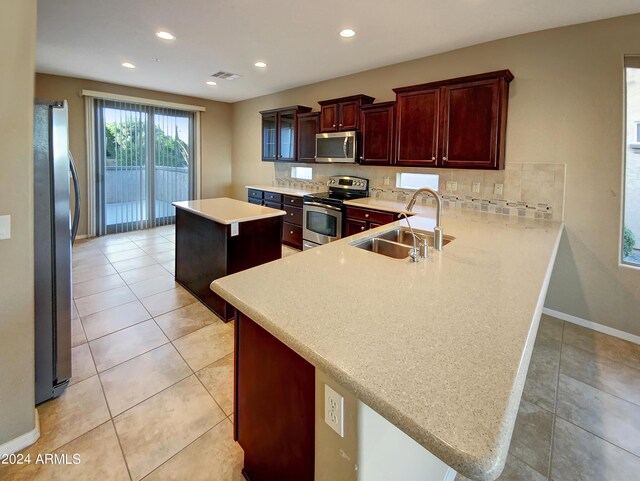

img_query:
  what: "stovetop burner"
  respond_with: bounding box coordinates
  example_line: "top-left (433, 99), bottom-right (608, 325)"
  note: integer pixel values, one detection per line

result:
top-left (304, 176), bottom-right (369, 208)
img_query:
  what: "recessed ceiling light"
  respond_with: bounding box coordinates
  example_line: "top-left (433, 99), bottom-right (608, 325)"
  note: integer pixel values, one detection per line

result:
top-left (339, 29), bottom-right (356, 38)
top-left (254, 61), bottom-right (267, 68)
top-left (156, 31), bottom-right (175, 40)
top-left (121, 62), bottom-right (136, 69)
top-left (206, 81), bottom-right (217, 86)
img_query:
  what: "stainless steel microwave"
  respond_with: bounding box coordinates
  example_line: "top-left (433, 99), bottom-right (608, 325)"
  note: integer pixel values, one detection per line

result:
top-left (315, 131), bottom-right (357, 163)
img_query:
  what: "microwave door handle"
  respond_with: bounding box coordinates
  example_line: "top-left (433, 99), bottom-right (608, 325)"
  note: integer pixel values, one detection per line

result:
top-left (343, 136), bottom-right (348, 158)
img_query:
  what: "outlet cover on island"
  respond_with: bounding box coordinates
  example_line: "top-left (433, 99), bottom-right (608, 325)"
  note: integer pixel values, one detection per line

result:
top-left (384, 176), bottom-right (390, 186)
top-left (494, 183), bottom-right (504, 195)
top-left (472, 182), bottom-right (481, 194)
top-left (0, 215), bottom-right (10, 240)
top-left (445, 181), bottom-right (457, 192)
top-left (324, 384), bottom-right (344, 437)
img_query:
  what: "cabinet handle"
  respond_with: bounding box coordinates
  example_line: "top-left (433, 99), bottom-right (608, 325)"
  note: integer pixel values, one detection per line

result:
top-left (442, 157), bottom-right (447, 161)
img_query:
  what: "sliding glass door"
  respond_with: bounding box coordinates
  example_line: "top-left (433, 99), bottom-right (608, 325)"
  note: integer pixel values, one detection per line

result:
top-left (94, 100), bottom-right (194, 234)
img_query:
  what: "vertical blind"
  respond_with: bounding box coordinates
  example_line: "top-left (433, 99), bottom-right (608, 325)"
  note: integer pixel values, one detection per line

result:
top-left (94, 99), bottom-right (195, 235)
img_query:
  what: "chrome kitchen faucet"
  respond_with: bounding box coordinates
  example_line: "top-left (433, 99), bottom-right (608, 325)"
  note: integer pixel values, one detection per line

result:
top-left (403, 187), bottom-right (444, 252)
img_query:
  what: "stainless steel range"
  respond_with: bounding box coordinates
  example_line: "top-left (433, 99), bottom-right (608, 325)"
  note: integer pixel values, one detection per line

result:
top-left (302, 175), bottom-right (369, 250)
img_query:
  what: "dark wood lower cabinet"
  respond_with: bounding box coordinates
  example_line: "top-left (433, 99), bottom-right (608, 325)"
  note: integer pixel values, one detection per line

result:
top-left (247, 190), bottom-right (304, 250)
top-left (235, 312), bottom-right (315, 481)
top-left (175, 208), bottom-right (282, 322)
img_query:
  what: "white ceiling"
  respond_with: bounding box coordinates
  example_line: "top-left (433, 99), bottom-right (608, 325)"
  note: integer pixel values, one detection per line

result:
top-left (37, 0), bottom-right (640, 103)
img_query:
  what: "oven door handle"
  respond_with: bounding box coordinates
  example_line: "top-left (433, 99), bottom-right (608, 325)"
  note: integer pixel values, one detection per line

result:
top-left (303, 201), bottom-right (342, 212)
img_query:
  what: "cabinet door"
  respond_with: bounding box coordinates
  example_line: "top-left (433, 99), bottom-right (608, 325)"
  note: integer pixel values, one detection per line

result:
top-left (262, 112), bottom-right (278, 161)
top-left (278, 110), bottom-right (296, 161)
top-left (395, 88), bottom-right (439, 166)
top-left (360, 104), bottom-right (394, 165)
top-left (339, 101), bottom-right (359, 130)
top-left (439, 79), bottom-right (502, 169)
top-left (345, 218), bottom-right (368, 236)
top-left (296, 112), bottom-right (319, 163)
top-left (320, 104), bottom-right (338, 132)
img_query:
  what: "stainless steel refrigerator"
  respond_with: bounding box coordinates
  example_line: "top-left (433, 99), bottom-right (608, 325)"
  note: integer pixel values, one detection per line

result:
top-left (34, 99), bottom-right (80, 404)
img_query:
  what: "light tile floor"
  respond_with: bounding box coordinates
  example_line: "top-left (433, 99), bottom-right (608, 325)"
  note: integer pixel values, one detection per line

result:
top-left (2, 226), bottom-right (639, 481)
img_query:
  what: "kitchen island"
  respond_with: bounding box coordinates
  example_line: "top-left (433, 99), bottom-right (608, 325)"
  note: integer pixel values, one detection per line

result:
top-left (211, 205), bottom-right (563, 481)
top-left (173, 197), bottom-right (285, 322)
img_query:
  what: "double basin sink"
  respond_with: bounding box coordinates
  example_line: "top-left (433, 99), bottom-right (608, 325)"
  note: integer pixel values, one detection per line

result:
top-left (351, 227), bottom-right (454, 259)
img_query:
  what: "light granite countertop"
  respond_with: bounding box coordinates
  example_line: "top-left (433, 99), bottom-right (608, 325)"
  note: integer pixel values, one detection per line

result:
top-left (173, 198), bottom-right (285, 225)
top-left (211, 206), bottom-right (563, 481)
top-left (246, 184), bottom-right (326, 197)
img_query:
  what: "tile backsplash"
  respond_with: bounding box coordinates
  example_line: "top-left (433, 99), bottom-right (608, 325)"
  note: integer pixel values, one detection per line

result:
top-left (273, 162), bottom-right (566, 221)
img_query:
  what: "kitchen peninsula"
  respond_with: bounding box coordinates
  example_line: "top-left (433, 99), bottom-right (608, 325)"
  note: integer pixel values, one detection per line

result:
top-left (212, 207), bottom-right (563, 481)
top-left (173, 197), bottom-right (285, 322)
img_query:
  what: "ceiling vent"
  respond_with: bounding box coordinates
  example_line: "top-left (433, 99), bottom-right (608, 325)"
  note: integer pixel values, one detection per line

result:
top-left (211, 71), bottom-right (241, 80)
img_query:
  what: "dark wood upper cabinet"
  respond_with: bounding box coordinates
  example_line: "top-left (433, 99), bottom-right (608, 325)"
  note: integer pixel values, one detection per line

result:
top-left (260, 106), bottom-right (312, 162)
top-left (393, 70), bottom-right (513, 169)
top-left (359, 101), bottom-right (395, 165)
top-left (394, 88), bottom-right (440, 167)
top-left (296, 112), bottom-right (319, 163)
top-left (439, 77), bottom-right (509, 169)
top-left (318, 94), bottom-right (374, 132)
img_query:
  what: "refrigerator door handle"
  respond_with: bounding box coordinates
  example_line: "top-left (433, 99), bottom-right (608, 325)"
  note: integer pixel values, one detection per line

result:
top-left (69, 151), bottom-right (80, 245)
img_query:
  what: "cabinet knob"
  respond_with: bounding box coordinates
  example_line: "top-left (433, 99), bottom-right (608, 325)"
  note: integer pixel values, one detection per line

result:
top-left (432, 156), bottom-right (436, 161)
top-left (359, 156), bottom-right (363, 160)
top-left (442, 156), bottom-right (447, 161)
top-left (290, 230), bottom-right (294, 234)
top-left (290, 213), bottom-right (294, 216)
top-left (290, 199), bottom-right (295, 203)
top-left (332, 124), bottom-right (336, 128)
top-left (339, 123), bottom-right (343, 127)
top-left (365, 213), bottom-right (369, 218)
top-left (361, 226), bottom-right (365, 231)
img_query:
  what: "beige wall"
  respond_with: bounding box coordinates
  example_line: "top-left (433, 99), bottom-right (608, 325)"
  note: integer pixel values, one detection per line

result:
top-left (0, 0), bottom-right (37, 445)
top-left (231, 15), bottom-right (640, 336)
top-left (35, 74), bottom-right (233, 237)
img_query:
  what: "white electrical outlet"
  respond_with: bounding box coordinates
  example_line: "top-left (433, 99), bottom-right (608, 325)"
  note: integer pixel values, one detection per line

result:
top-left (494, 183), bottom-right (504, 195)
top-left (472, 182), bottom-right (481, 194)
top-left (445, 180), bottom-right (457, 192)
top-left (0, 215), bottom-right (10, 240)
top-left (383, 176), bottom-right (390, 186)
top-left (230, 222), bottom-right (239, 237)
top-left (324, 384), bottom-right (344, 437)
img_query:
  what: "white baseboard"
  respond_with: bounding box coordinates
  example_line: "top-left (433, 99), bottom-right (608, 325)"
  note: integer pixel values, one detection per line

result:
top-left (74, 234), bottom-right (89, 240)
top-left (543, 307), bottom-right (640, 345)
top-left (0, 409), bottom-right (40, 455)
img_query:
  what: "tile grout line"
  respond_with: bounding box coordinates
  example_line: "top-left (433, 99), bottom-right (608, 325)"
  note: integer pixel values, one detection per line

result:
top-left (546, 319), bottom-right (565, 481)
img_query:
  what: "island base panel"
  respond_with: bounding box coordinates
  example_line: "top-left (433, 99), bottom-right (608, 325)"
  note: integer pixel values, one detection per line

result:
top-left (235, 311), bottom-right (315, 481)
top-left (175, 208), bottom-right (282, 322)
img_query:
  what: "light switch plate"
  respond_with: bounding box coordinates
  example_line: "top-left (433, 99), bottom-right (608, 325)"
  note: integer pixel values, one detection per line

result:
top-left (445, 180), bottom-right (457, 192)
top-left (0, 215), bottom-right (10, 240)
top-left (472, 182), bottom-right (481, 194)
top-left (230, 222), bottom-right (239, 237)
top-left (324, 384), bottom-right (344, 437)
top-left (494, 183), bottom-right (504, 195)
top-left (384, 176), bottom-right (390, 186)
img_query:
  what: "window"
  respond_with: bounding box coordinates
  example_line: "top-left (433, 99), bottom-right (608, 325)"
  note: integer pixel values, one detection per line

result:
top-left (396, 172), bottom-right (439, 190)
top-left (290, 166), bottom-right (313, 180)
top-left (623, 56), bottom-right (640, 266)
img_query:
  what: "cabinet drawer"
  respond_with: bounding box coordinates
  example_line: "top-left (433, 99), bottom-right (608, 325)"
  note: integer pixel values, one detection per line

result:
top-left (248, 189), bottom-right (263, 200)
top-left (264, 191), bottom-right (283, 203)
top-left (345, 207), bottom-right (396, 225)
top-left (248, 198), bottom-right (263, 206)
top-left (282, 223), bottom-right (302, 247)
top-left (283, 205), bottom-right (303, 226)
top-left (264, 200), bottom-right (281, 210)
top-left (345, 218), bottom-right (368, 237)
top-left (283, 195), bottom-right (303, 208)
